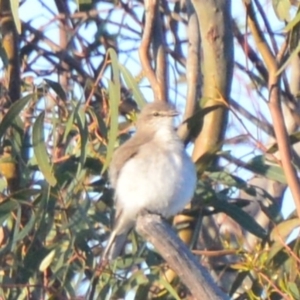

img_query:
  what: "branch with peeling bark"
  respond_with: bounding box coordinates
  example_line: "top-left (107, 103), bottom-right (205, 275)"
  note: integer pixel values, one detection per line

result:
top-left (136, 214), bottom-right (229, 300)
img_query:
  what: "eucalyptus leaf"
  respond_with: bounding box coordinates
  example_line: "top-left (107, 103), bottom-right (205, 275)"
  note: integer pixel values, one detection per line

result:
top-left (32, 112), bottom-right (57, 186)
top-left (0, 94), bottom-right (33, 140)
top-left (210, 199), bottom-right (267, 239)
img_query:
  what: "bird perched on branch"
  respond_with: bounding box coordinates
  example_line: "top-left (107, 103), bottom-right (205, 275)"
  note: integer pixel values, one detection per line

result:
top-left (103, 101), bottom-right (197, 260)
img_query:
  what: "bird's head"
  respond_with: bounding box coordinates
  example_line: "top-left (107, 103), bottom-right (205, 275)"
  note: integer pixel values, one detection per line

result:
top-left (136, 101), bottom-right (179, 132)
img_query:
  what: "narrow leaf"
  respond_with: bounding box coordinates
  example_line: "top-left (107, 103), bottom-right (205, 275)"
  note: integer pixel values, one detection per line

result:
top-left (32, 112), bottom-right (57, 186)
top-left (0, 94), bottom-right (32, 139)
top-left (211, 199), bottom-right (267, 239)
top-left (75, 107), bottom-right (88, 176)
top-left (107, 48), bottom-right (120, 86)
top-left (119, 64), bottom-right (146, 108)
top-left (39, 249), bottom-right (56, 272)
top-left (157, 275), bottom-right (181, 300)
top-left (276, 42), bottom-right (300, 76)
top-left (44, 79), bottom-right (67, 101)
top-left (0, 199), bottom-right (19, 224)
top-left (247, 155), bottom-right (287, 184)
top-left (272, 0), bottom-right (291, 21)
top-left (101, 81), bottom-right (120, 173)
top-left (14, 212), bottom-right (36, 243)
top-left (63, 101), bottom-right (81, 143)
top-left (270, 218), bottom-right (300, 242)
top-left (284, 7), bottom-right (300, 32)
top-left (10, 0), bottom-right (21, 34)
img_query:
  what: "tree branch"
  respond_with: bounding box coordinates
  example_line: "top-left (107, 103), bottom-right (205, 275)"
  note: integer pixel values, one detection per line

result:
top-left (139, 0), bottom-right (162, 101)
top-left (136, 214), bottom-right (229, 300)
top-left (244, 0), bottom-right (300, 220)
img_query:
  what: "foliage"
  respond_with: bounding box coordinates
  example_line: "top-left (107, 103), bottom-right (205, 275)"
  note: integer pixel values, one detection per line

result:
top-left (0, 0), bottom-right (299, 299)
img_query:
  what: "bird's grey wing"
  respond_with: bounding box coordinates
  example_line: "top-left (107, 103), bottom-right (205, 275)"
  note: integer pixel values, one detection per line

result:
top-left (109, 133), bottom-right (153, 188)
top-left (105, 133), bottom-right (153, 260)
top-left (102, 207), bottom-right (135, 260)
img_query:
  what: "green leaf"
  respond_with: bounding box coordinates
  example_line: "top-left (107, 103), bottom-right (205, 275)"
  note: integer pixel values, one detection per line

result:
top-left (86, 106), bottom-right (107, 140)
top-left (77, 0), bottom-right (93, 11)
top-left (157, 274), bottom-right (181, 300)
top-left (63, 101), bottom-right (81, 143)
top-left (288, 282), bottom-right (300, 299)
top-left (101, 80), bottom-right (120, 174)
top-left (11, 206), bottom-right (22, 251)
top-left (44, 79), bottom-right (67, 101)
top-left (0, 199), bottom-right (19, 224)
top-left (0, 94), bottom-right (32, 140)
top-left (107, 48), bottom-right (120, 86)
top-left (0, 45), bottom-right (8, 68)
top-left (119, 63), bottom-right (147, 108)
top-left (272, 0), bottom-right (291, 21)
top-left (10, 0), bottom-right (21, 34)
top-left (247, 155), bottom-right (287, 184)
top-left (208, 171), bottom-right (247, 188)
top-left (76, 107), bottom-right (88, 176)
top-left (270, 218), bottom-right (300, 242)
top-left (276, 42), bottom-right (300, 76)
top-left (210, 199), bottom-right (267, 239)
top-left (13, 211), bottom-right (36, 243)
top-left (32, 112), bottom-right (57, 186)
top-left (39, 249), bottom-right (56, 272)
top-left (284, 6), bottom-right (300, 32)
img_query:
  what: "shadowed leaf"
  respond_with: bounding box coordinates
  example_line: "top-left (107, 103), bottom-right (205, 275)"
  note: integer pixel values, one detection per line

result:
top-left (32, 112), bottom-right (57, 186)
top-left (0, 94), bottom-right (32, 140)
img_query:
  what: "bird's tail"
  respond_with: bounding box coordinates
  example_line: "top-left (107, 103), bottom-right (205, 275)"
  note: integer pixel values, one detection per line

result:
top-left (102, 209), bottom-right (134, 261)
top-left (102, 232), bottom-right (129, 261)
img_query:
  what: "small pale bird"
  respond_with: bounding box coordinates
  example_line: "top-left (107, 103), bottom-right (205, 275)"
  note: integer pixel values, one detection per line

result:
top-left (103, 101), bottom-right (197, 260)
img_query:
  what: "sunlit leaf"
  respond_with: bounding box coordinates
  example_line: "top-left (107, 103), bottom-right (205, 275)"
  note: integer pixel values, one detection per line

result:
top-left (101, 80), bottom-right (120, 173)
top-left (272, 0), bottom-right (291, 21)
top-left (270, 218), bottom-right (300, 242)
top-left (119, 64), bottom-right (147, 108)
top-left (107, 48), bottom-right (120, 86)
top-left (276, 42), bottom-right (300, 75)
top-left (10, 0), bottom-right (21, 34)
top-left (157, 274), bottom-right (181, 300)
top-left (284, 6), bottom-right (300, 32)
top-left (246, 155), bottom-right (287, 184)
top-left (39, 249), bottom-right (56, 272)
top-left (288, 282), bottom-right (300, 299)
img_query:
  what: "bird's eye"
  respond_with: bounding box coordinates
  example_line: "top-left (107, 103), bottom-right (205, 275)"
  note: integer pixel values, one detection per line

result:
top-left (153, 112), bottom-right (159, 116)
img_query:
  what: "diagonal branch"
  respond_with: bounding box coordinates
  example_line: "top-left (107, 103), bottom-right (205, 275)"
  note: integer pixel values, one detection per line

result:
top-left (136, 214), bottom-right (229, 300)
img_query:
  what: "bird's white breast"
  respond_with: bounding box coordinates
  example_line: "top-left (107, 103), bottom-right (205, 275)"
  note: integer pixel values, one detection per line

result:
top-left (115, 139), bottom-right (196, 221)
